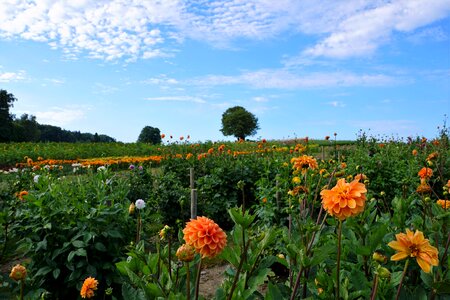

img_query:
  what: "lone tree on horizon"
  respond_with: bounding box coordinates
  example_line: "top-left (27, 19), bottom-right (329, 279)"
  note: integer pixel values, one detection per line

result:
top-left (137, 126), bottom-right (162, 144)
top-left (220, 106), bottom-right (259, 141)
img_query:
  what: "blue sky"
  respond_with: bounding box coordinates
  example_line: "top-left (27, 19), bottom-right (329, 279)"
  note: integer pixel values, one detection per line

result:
top-left (0, 0), bottom-right (449, 143)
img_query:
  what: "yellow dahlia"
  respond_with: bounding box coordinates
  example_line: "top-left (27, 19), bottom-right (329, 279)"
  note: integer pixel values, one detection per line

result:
top-left (388, 229), bottom-right (439, 273)
top-left (183, 216), bottom-right (227, 258)
top-left (320, 178), bottom-right (367, 220)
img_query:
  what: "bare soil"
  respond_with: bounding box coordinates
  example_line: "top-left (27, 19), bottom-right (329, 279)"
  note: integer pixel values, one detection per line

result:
top-left (199, 263), bottom-right (229, 299)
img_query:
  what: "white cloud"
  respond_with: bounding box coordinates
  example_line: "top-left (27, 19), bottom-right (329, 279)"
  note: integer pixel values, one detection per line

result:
top-left (93, 83), bottom-right (119, 94)
top-left (192, 69), bottom-right (401, 89)
top-left (34, 107), bottom-right (86, 126)
top-left (145, 96), bottom-right (206, 104)
top-left (328, 101), bottom-right (345, 107)
top-left (0, 0), bottom-right (449, 61)
top-left (252, 96), bottom-right (268, 102)
top-left (302, 0), bottom-right (450, 58)
top-left (0, 70), bottom-right (26, 82)
top-left (142, 75), bottom-right (179, 85)
top-left (0, 0), bottom-right (183, 61)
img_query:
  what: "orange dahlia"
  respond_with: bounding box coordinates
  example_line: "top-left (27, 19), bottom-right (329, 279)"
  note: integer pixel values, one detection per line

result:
top-left (183, 216), bottom-right (227, 258)
top-left (15, 190), bottom-right (28, 201)
top-left (80, 277), bottom-right (98, 299)
top-left (418, 167), bottom-right (433, 179)
top-left (437, 200), bottom-right (450, 209)
top-left (320, 178), bottom-right (367, 220)
top-left (388, 229), bottom-right (439, 273)
top-left (291, 155), bottom-right (318, 173)
top-left (416, 182), bottom-right (432, 194)
top-left (9, 264), bottom-right (27, 281)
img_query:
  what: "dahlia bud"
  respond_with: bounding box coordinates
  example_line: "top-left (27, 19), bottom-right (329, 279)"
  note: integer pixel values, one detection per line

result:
top-left (176, 244), bottom-right (195, 262)
top-left (372, 251), bottom-right (387, 264)
top-left (128, 203), bottom-right (135, 215)
top-left (10, 264), bottom-right (27, 281)
top-left (377, 267), bottom-right (391, 279)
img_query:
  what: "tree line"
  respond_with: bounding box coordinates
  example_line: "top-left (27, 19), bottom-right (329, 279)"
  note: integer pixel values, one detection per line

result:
top-left (0, 89), bottom-right (115, 143)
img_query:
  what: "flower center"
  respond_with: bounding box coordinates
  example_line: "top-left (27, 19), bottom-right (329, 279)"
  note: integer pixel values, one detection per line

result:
top-left (409, 245), bottom-right (419, 257)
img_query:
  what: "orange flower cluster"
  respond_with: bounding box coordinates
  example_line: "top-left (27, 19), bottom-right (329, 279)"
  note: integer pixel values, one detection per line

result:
top-left (80, 277), bottom-right (98, 299)
top-left (388, 229), bottom-right (439, 273)
top-left (291, 155), bottom-right (318, 173)
top-left (17, 156), bottom-right (164, 169)
top-left (321, 178), bottom-right (367, 220)
top-left (15, 190), bottom-right (28, 201)
top-left (418, 167), bottom-right (433, 179)
top-left (437, 200), bottom-right (450, 209)
top-left (426, 152), bottom-right (438, 161)
top-left (183, 216), bottom-right (227, 258)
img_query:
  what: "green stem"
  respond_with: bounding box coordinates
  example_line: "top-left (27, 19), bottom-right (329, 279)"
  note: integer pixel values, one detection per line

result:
top-left (194, 258), bottom-right (203, 300)
top-left (396, 259), bottom-right (409, 300)
top-left (186, 262), bottom-right (191, 300)
top-left (336, 220), bottom-right (343, 300)
top-left (228, 241), bottom-right (251, 300)
top-left (168, 238), bottom-right (172, 280)
top-left (369, 274), bottom-right (379, 300)
top-left (20, 279), bottom-right (24, 300)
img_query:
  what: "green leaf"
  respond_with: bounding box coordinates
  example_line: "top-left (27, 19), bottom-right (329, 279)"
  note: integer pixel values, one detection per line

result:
top-left (35, 266), bottom-right (52, 277)
top-left (52, 268), bottom-right (60, 279)
top-left (94, 242), bottom-right (107, 252)
top-left (310, 243), bottom-right (336, 267)
top-left (72, 240), bottom-right (85, 248)
top-left (264, 282), bottom-right (283, 300)
top-left (107, 230), bottom-right (123, 238)
top-left (228, 207), bottom-right (255, 228)
top-left (349, 268), bottom-right (369, 291)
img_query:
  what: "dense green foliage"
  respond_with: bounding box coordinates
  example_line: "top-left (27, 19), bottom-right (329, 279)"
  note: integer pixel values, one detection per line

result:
top-left (0, 130), bottom-right (449, 299)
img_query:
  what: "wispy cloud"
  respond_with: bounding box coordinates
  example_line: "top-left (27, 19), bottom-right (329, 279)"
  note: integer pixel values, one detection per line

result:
top-left (302, 1), bottom-right (450, 58)
top-left (191, 69), bottom-right (402, 89)
top-left (0, 70), bottom-right (26, 82)
top-left (93, 83), bottom-right (119, 94)
top-left (145, 96), bottom-right (206, 103)
top-left (33, 107), bottom-right (86, 126)
top-left (328, 101), bottom-right (345, 107)
top-left (1, 1), bottom-right (448, 61)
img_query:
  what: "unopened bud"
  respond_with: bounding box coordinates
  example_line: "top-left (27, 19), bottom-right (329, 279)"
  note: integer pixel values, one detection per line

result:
top-left (377, 267), bottom-right (391, 279)
top-left (372, 251), bottom-right (387, 263)
top-left (128, 203), bottom-right (135, 215)
top-left (176, 244), bottom-right (195, 262)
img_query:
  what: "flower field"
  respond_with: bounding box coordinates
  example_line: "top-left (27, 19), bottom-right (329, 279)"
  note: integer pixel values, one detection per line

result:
top-left (0, 133), bottom-right (449, 299)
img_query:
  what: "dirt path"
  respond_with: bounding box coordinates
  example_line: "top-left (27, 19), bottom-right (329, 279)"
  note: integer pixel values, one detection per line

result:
top-left (199, 264), bottom-right (229, 299)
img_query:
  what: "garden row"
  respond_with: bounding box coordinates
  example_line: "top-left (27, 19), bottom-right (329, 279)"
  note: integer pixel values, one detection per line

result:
top-left (0, 133), bottom-right (449, 299)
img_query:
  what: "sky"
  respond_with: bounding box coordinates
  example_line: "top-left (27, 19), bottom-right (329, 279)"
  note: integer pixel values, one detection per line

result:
top-left (0, 0), bottom-right (449, 143)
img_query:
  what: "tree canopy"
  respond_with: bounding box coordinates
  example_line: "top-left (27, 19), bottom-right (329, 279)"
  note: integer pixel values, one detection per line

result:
top-left (220, 106), bottom-right (259, 140)
top-left (137, 126), bottom-right (162, 144)
top-left (0, 89), bottom-right (116, 143)
top-left (0, 89), bottom-right (16, 142)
